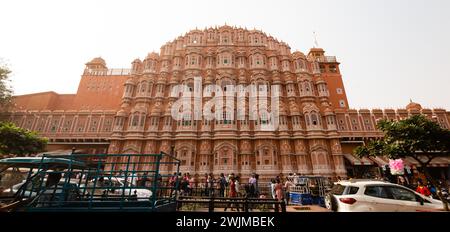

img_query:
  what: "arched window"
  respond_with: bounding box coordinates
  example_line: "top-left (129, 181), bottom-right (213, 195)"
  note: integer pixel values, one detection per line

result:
top-left (311, 113), bottom-right (319, 126)
top-left (305, 114), bottom-right (310, 126)
top-left (131, 114), bottom-right (139, 127)
top-left (136, 83), bottom-right (141, 94)
top-left (164, 116), bottom-right (172, 126)
top-left (255, 55), bottom-right (261, 65)
top-left (140, 82), bottom-right (147, 93)
top-left (221, 78), bottom-right (233, 92)
top-left (221, 33), bottom-right (229, 44)
top-left (140, 114), bottom-right (145, 127)
top-left (182, 113), bottom-right (192, 126)
top-left (327, 116), bottom-right (335, 125)
top-left (271, 58), bottom-right (277, 67)
top-left (147, 82), bottom-right (153, 94)
top-left (224, 111), bottom-right (230, 124)
top-left (305, 82), bottom-right (310, 92)
top-left (260, 112), bottom-right (269, 125)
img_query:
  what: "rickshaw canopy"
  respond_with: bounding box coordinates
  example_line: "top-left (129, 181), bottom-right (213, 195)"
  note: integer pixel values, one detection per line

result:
top-left (0, 157), bottom-right (87, 170)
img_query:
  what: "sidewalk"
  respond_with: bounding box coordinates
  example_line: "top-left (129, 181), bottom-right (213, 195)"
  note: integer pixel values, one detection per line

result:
top-left (179, 205), bottom-right (331, 212)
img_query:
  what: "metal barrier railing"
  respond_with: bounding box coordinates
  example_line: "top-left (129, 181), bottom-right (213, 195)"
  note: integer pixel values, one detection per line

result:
top-left (177, 196), bottom-right (286, 212)
top-left (11, 153), bottom-right (180, 212)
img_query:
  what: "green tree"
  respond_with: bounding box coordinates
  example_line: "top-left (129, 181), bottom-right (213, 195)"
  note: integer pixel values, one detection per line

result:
top-left (0, 63), bottom-right (13, 112)
top-left (0, 122), bottom-right (48, 157)
top-left (355, 115), bottom-right (450, 211)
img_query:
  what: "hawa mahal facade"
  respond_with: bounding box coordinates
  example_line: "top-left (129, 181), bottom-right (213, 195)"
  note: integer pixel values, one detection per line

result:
top-left (2, 25), bottom-right (449, 179)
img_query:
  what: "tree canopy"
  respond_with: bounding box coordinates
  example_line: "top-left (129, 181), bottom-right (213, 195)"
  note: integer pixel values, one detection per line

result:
top-left (355, 115), bottom-right (450, 166)
top-left (0, 64), bottom-right (13, 112)
top-left (0, 122), bottom-right (48, 157)
top-left (355, 114), bottom-right (450, 210)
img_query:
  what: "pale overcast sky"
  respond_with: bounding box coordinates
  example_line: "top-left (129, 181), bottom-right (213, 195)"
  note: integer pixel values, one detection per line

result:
top-left (1, 0), bottom-right (449, 109)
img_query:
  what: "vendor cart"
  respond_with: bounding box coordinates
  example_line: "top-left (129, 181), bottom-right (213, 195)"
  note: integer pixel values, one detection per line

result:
top-left (287, 175), bottom-right (332, 206)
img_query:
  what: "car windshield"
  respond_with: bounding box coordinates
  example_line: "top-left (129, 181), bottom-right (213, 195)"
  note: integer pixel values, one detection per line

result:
top-left (0, 168), bottom-right (32, 196)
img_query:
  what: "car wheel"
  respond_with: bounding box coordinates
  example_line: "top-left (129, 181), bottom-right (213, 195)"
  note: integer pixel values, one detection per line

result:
top-left (325, 194), bottom-right (338, 212)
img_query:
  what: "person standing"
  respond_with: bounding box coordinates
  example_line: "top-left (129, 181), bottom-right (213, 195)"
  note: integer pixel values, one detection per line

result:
top-left (275, 179), bottom-right (283, 201)
top-left (270, 179), bottom-right (276, 199)
top-left (235, 176), bottom-right (241, 197)
top-left (181, 173), bottom-right (189, 196)
top-left (284, 177), bottom-right (294, 205)
top-left (202, 173), bottom-right (208, 196)
top-left (397, 176), bottom-right (407, 187)
top-left (208, 173), bottom-right (215, 197)
top-left (224, 176), bottom-right (239, 212)
top-left (141, 172), bottom-right (149, 187)
top-left (189, 175), bottom-right (195, 196)
top-left (248, 174), bottom-right (257, 198)
top-left (219, 173), bottom-right (227, 197)
top-left (274, 179), bottom-right (284, 212)
top-left (416, 180), bottom-right (431, 197)
top-left (254, 174), bottom-right (260, 197)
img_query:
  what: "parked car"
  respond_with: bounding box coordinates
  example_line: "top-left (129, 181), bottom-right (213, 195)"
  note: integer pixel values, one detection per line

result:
top-left (3, 178), bottom-right (84, 199)
top-left (91, 177), bottom-right (152, 201)
top-left (324, 179), bottom-right (444, 212)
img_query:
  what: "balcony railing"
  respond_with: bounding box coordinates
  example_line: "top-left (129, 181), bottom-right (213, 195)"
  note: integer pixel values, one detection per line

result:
top-left (84, 68), bottom-right (131, 76)
top-left (316, 56), bottom-right (337, 63)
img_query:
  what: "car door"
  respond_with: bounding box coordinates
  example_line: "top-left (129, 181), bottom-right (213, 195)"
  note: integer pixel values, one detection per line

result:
top-left (386, 186), bottom-right (420, 212)
top-left (414, 195), bottom-right (442, 212)
top-left (363, 185), bottom-right (399, 212)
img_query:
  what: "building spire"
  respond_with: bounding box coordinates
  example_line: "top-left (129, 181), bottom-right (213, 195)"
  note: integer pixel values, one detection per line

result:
top-left (313, 31), bottom-right (319, 48)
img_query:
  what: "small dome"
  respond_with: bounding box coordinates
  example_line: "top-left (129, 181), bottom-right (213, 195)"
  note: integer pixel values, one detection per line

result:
top-left (292, 51), bottom-right (306, 59)
top-left (90, 57), bottom-right (105, 64)
top-left (132, 58), bottom-right (142, 63)
top-left (309, 48), bottom-right (324, 52)
top-left (406, 100), bottom-right (422, 111)
top-left (86, 57), bottom-right (106, 67)
top-left (146, 52), bottom-right (159, 60)
top-left (218, 24), bottom-right (233, 31)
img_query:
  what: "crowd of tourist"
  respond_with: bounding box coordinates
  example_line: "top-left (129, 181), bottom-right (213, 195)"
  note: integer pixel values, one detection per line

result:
top-left (166, 172), bottom-right (305, 204)
top-left (107, 170), bottom-right (450, 204)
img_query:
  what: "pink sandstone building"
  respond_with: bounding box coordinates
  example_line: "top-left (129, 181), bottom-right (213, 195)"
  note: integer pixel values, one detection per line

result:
top-left (2, 25), bottom-right (449, 180)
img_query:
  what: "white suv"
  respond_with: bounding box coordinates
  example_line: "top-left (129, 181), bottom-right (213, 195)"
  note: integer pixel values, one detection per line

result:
top-left (324, 179), bottom-right (444, 212)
